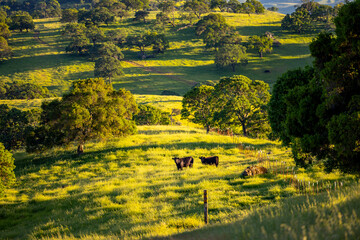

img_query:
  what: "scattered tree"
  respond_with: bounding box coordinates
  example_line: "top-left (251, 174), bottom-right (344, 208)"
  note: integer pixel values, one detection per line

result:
top-left (183, 0), bottom-right (209, 19)
top-left (9, 11), bottom-right (35, 32)
top-left (181, 85), bottom-right (216, 133)
top-left (213, 75), bottom-right (271, 137)
top-left (215, 44), bottom-right (248, 71)
top-left (247, 35), bottom-right (273, 58)
top-left (94, 42), bottom-right (124, 83)
top-left (134, 10), bottom-right (149, 22)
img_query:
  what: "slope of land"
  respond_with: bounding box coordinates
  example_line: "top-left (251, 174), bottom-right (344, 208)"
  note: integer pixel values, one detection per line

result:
top-left (0, 11), bottom-right (313, 96)
top-left (0, 125), bottom-right (356, 239)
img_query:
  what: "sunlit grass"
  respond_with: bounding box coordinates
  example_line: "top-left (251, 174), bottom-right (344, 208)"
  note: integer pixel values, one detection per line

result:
top-left (0, 125), bottom-right (356, 239)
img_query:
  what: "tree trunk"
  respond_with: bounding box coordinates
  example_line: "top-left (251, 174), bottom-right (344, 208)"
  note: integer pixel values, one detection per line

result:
top-left (241, 121), bottom-right (247, 136)
top-left (77, 144), bottom-right (84, 155)
top-left (259, 51), bottom-right (263, 58)
top-left (231, 64), bottom-right (236, 72)
top-left (206, 125), bottom-right (210, 134)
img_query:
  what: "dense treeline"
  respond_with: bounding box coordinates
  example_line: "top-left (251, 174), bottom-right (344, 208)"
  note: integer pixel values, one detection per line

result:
top-left (269, 0), bottom-right (360, 174)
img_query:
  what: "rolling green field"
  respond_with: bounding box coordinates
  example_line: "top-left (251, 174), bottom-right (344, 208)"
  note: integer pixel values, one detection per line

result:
top-left (0, 125), bottom-right (357, 239)
top-left (0, 11), bottom-right (313, 96)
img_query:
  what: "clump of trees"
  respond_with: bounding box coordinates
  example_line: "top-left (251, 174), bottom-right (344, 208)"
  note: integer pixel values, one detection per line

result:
top-left (269, 0), bottom-right (360, 173)
top-left (182, 75), bottom-right (270, 137)
top-left (27, 78), bottom-right (138, 153)
top-left (0, 81), bottom-right (54, 99)
top-left (0, 9), bottom-right (11, 61)
top-left (281, 0), bottom-right (338, 33)
top-left (0, 0), bottom-right (61, 19)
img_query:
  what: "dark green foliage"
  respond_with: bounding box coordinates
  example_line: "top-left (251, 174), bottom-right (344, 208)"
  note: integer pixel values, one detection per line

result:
top-left (210, 0), bottom-right (227, 12)
top-left (106, 29), bottom-right (127, 46)
top-left (226, 0), bottom-right (264, 14)
top-left (134, 10), bottom-right (149, 22)
top-left (281, 0), bottom-right (336, 33)
top-left (181, 85), bottom-right (215, 133)
top-left (122, 0), bottom-right (149, 10)
top-left (61, 8), bottom-right (78, 23)
top-left (0, 142), bottom-right (15, 195)
top-left (0, 104), bottom-right (40, 150)
top-left (126, 32), bottom-right (169, 58)
top-left (9, 11), bottom-right (34, 32)
top-left (270, 0), bottom-right (360, 173)
top-left (62, 23), bottom-right (90, 54)
top-left (134, 105), bottom-right (171, 125)
top-left (215, 44), bottom-right (247, 71)
top-left (0, 36), bottom-right (11, 60)
top-left (94, 42), bottom-right (124, 83)
top-left (183, 0), bottom-right (209, 19)
top-left (0, 81), bottom-right (54, 99)
top-left (32, 0), bottom-right (61, 19)
top-left (27, 78), bottom-right (138, 153)
top-left (267, 6), bottom-right (278, 12)
top-left (196, 13), bottom-right (240, 49)
top-left (0, 22), bottom-right (10, 39)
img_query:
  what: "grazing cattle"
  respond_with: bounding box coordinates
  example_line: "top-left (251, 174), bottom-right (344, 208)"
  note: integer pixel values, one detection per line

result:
top-left (173, 157), bottom-right (194, 170)
top-left (241, 166), bottom-right (268, 177)
top-left (199, 156), bottom-right (219, 167)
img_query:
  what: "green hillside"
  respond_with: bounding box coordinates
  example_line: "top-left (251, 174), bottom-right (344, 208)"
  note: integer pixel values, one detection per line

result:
top-left (0, 11), bottom-right (313, 96)
top-left (0, 125), bottom-right (356, 239)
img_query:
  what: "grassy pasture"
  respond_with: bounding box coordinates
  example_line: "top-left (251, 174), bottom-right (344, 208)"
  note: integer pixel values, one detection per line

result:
top-left (0, 125), bottom-right (356, 239)
top-left (0, 11), bottom-right (314, 96)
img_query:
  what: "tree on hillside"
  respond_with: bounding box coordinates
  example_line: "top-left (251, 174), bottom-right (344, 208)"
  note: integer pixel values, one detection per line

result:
top-left (210, 0), bottom-right (227, 12)
top-left (213, 75), bottom-right (271, 137)
top-left (181, 85), bottom-right (216, 133)
top-left (0, 142), bottom-right (16, 196)
top-left (28, 78), bottom-right (138, 153)
top-left (269, 0), bottom-right (360, 173)
top-left (157, 0), bottom-right (176, 27)
top-left (215, 44), bottom-right (248, 71)
top-left (134, 10), bottom-right (149, 22)
top-left (247, 35), bottom-right (273, 58)
top-left (86, 25), bottom-right (105, 46)
top-left (122, 0), bottom-right (149, 10)
top-left (94, 42), bottom-right (124, 84)
top-left (195, 13), bottom-right (234, 49)
top-left (9, 11), bottom-right (34, 32)
top-left (61, 8), bottom-right (78, 23)
top-left (62, 23), bottom-right (90, 54)
top-left (126, 32), bottom-right (169, 58)
top-left (106, 29), bottom-right (127, 46)
top-left (183, 0), bottom-right (209, 19)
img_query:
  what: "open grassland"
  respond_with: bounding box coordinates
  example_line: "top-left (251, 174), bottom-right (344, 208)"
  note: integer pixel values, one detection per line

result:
top-left (0, 11), bottom-right (314, 96)
top-left (0, 125), bottom-right (357, 239)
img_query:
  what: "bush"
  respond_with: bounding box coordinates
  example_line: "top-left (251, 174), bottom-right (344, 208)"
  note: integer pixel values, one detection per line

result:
top-left (0, 142), bottom-right (16, 195)
top-left (133, 104), bottom-right (171, 125)
top-left (0, 81), bottom-right (55, 99)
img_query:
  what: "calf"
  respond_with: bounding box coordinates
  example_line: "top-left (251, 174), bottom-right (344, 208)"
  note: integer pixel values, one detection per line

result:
top-left (241, 166), bottom-right (268, 177)
top-left (199, 156), bottom-right (219, 167)
top-left (173, 157), bottom-right (194, 170)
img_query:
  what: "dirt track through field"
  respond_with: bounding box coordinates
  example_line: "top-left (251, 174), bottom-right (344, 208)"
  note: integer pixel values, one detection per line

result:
top-left (33, 30), bottom-right (198, 87)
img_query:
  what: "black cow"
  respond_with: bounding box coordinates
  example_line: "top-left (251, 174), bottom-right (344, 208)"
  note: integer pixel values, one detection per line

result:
top-left (199, 156), bottom-right (219, 167)
top-left (173, 157), bottom-right (194, 170)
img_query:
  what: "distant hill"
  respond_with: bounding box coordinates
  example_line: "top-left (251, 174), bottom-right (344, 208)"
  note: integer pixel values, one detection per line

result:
top-left (259, 0), bottom-right (344, 13)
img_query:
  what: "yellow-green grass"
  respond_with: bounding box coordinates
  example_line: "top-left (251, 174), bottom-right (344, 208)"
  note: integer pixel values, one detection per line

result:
top-left (0, 125), bottom-right (356, 239)
top-left (0, 94), bottom-right (182, 112)
top-left (1, 11), bottom-right (315, 96)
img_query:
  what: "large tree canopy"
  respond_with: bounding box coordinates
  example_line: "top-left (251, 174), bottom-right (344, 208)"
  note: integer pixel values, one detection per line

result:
top-left (213, 75), bottom-right (270, 137)
top-left (269, 0), bottom-right (360, 173)
top-left (28, 78), bottom-right (138, 153)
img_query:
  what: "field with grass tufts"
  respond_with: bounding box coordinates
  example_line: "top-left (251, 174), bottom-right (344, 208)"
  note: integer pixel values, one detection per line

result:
top-left (0, 125), bottom-right (357, 239)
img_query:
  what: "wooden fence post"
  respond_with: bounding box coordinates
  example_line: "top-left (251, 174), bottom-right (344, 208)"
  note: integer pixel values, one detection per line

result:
top-left (204, 190), bottom-right (208, 224)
